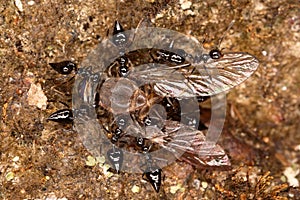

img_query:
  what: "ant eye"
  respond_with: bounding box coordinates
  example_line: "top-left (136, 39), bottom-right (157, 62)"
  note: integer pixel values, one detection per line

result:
top-left (63, 66), bottom-right (69, 72)
top-left (136, 137), bottom-right (144, 147)
top-left (115, 128), bottom-right (122, 136)
top-left (117, 118), bottom-right (126, 127)
top-left (119, 66), bottom-right (128, 77)
top-left (111, 136), bottom-right (118, 143)
top-left (209, 49), bottom-right (222, 59)
top-left (49, 61), bottom-right (76, 74)
top-left (144, 117), bottom-right (152, 126)
top-left (142, 146), bottom-right (149, 152)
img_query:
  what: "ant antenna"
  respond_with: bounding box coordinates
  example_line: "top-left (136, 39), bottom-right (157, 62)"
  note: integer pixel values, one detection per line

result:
top-left (47, 100), bottom-right (70, 108)
top-left (208, 20), bottom-right (236, 59)
top-left (216, 20), bottom-right (236, 50)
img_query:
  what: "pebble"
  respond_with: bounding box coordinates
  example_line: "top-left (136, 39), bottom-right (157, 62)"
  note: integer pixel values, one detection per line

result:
top-left (28, 1), bottom-right (35, 6)
top-left (5, 171), bottom-right (14, 181)
top-left (15, 0), bottom-right (23, 12)
top-left (85, 155), bottom-right (97, 167)
top-left (180, 0), bottom-right (192, 10)
top-left (283, 166), bottom-right (299, 187)
top-left (12, 156), bottom-right (20, 162)
top-left (131, 185), bottom-right (140, 193)
top-left (170, 184), bottom-right (182, 194)
top-left (201, 181), bottom-right (208, 189)
top-left (27, 83), bottom-right (47, 110)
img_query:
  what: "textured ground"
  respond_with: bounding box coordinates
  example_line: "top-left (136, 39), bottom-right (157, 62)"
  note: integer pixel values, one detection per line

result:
top-left (1, 0), bottom-right (300, 199)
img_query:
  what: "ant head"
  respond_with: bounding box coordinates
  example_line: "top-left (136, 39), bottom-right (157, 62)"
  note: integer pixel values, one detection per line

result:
top-left (208, 20), bottom-right (235, 60)
top-left (209, 49), bottom-right (223, 59)
top-left (113, 21), bottom-right (124, 35)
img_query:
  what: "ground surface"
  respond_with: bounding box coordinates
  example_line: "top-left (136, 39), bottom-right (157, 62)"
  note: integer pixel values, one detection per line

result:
top-left (1, 0), bottom-right (300, 199)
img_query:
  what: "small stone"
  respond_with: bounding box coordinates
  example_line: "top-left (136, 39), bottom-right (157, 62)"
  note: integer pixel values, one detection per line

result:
top-left (193, 179), bottom-right (200, 189)
top-left (28, 1), bottom-right (35, 6)
top-left (102, 164), bottom-right (114, 178)
top-left (12, 156), bottom-right (19, 162)
top-left (156, 13), bottom-right (164, 20)
top-left (131, 185), bottom-right (140, 193)
top-left (86, 155), bottom-right (97, 167)
top-left (180, 0), bottom-right (192, 10)
top-left (96, 156), bottom-right (106, 165)
top-left (281, 86), bottom-right (287, 91)
top-left (262, 50), bottom-right (268, 56)
top-left (170, 184), bottom-right (181, 194)
top-left (201, 181), bottom-right (208, 189)
top-left (254, 2), bottom-right (266, 11)
top-left (295, 144), bottom-right (300, 151)
top-left (27, 83), bottom-right (47, 110)
top-left (185, 10), bottom-right (195, 16)
top-left (5, 171), bottom-right (14, 181)
top-left (283, 166), bottom-right (299, 187)
top-left (280, 175), bottom-right (287, 182)
top-left (15, 0), bottom-right (23, 12)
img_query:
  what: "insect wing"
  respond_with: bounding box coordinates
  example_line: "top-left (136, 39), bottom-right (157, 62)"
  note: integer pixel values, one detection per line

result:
top-left (180, 145), bottom-right (230, 167)
top-left (128, 64), bottom-right (195, 97)
top-left (147, 120), bottom-right (230, 167)
top-left (75, 67), bottom-right (100, 106)
top-left (185, 52), bottom-right (259, 96)
top-left (128, 52), bottom-right (259, 97)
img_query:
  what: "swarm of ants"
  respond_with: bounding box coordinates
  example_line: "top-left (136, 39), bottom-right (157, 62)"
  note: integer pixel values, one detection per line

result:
top-left (47, 20), bottom-right (259, 193)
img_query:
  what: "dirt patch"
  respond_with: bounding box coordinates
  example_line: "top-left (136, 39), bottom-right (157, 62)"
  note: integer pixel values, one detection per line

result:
top-left (1, 0), bottom-right (299, 199)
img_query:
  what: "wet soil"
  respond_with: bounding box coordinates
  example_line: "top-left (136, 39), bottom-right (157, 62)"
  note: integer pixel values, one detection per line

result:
top-left (1, 0), bottom-right (300, 199)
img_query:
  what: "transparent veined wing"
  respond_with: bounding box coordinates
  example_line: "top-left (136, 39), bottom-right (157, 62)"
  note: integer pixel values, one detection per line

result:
top-left (143, 120), bottom-right (231, 168)
top-left (128, 51), bottom-right (259, 97)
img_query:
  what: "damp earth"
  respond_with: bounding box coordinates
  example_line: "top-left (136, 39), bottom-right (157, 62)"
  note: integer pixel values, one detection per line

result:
top-left (1, 0), bottom-right (300, 199)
